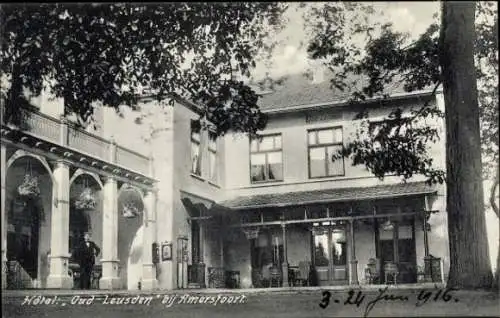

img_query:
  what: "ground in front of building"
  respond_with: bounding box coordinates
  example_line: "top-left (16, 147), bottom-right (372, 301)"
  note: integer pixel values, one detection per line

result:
top-left (2, 287), bottom-right (499, 318)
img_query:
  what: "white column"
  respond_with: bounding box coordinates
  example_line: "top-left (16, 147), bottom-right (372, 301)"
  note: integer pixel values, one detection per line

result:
top-left (1, 144), bottom-right (7, 289)
top-left (46, 160), bottom-right (73, 289)
top-left (281, 223), bottom-right (289, 287)
top-left (348, 219), bottom-right (359, 285)
top-left (99, 177), bottom-right (121, 289)
top-left (142, 189), bottom-right (158, 290)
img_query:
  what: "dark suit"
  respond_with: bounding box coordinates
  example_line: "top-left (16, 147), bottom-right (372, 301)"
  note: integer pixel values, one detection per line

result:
top-left (75, 240), bottom-right (100, 289)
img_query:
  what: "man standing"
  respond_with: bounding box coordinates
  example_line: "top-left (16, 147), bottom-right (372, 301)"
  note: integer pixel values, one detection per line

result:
top-left (75, 232), bottom-right (100, 290)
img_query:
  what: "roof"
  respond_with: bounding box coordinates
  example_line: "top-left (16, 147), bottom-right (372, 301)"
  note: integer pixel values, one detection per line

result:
top-left (220, 181), bottom-right (437, 210)
top-left (142, 72), bottom-right (434, 116)
top-left (256, 73), bottom-right (430, 112)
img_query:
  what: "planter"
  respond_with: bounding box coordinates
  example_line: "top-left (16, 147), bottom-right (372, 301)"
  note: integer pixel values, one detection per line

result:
top-left (122, 203), bottom-right (140, 218)
top-left (18, 175), bottom-right (40, 199)
top-left (75, 188), bottom-right (97, 210)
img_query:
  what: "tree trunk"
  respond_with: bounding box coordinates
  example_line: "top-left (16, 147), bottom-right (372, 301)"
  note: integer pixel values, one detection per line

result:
top-left (490, 167), bottom-right (499, 290)
top-left (439, 2), bottom-right (493, 289)
top-left (496, 224), bottom-right (500, 290)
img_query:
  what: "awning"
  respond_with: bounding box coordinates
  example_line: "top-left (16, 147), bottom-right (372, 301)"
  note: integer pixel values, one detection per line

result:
top-left (219, 181), bottom-right (437, 210)
top-left (180, 190), bottom-right (214, 217)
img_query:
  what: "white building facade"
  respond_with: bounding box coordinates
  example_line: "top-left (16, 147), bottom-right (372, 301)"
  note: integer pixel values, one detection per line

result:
top-left (1, 75), bottom-right (449, 290)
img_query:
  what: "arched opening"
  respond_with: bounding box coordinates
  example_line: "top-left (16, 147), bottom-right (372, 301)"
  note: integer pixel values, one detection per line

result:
top-left (5, 154), bottom-right (53, 289)
top-left (117, 184), bottom-right (144, 290)
top-left (69, 172), bottom-right (103, 289)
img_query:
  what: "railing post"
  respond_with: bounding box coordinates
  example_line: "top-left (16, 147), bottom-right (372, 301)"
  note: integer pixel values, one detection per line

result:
top-left (59, 115), bottom-right (68, 146)
top-left (281, 223), bottom-right (289, 287)
top-left (197, 215), bottom-right (206, 288)
top-left (349, 219), bottom-right (359, 285)
top-left (423, 195), bottom-right (432, 282)
top-left (109, 137), bottom-right (116, 164)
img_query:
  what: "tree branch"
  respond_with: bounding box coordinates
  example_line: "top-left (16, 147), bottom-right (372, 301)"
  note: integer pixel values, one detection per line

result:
top-left (490, 165), bottom-right (499, 218)
top-left (407, 80), bottom-right (443, 122)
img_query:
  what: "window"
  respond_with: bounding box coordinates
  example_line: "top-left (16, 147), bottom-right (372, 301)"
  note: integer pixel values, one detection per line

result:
top-left (208, 131), bottom-right (217, 183)
top-left (308, 127), bottom-right (344, 178)
top-left (191, 121), bottom-right (201, 176)
top-left (250, 134), bottom-right (283, 183)
top-left (368, 119), bottom-right (402, 138)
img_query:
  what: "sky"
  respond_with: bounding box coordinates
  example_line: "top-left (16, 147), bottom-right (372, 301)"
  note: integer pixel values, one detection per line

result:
top-left (252, 2), bottom-right (440, 79)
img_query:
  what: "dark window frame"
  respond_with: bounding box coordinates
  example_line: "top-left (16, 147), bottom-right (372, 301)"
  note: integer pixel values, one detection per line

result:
top-left (307, 126), bottom-right (345, 179)
top-left (190, 120), bottom-right (202, 176)
top-left (249, 133), bottom-right (284, 183)
top-left (208, 130), bottom-right (218, 183)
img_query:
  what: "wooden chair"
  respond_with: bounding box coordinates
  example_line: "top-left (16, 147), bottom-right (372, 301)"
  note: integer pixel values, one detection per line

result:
top-left (269, 266), bottom-right (282, 287)
top-left (91, 268), bottom-right (101, 289)
top-left (261, 264), bottom-right (271, 287)
top-left (296, 261), bottom-right (310, 286)
top-left (364, 258), bottom-right (380, 284)
top-left (364, 267), bottom-right (377, 284)
top-left (384, 262), bottom-right (398, 285)
top-left (416, 265), bottom-right (426, 283)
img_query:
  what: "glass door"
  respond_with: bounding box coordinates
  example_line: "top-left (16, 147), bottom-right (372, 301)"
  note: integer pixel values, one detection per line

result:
top-left (377, 218), bottom-right (417, 283)
top-left (312, 223), bottom-right (348, 285)
top-left (330, 227), bottom-right (347, 281)
top-left (313, 226), bottom-right (330, 285)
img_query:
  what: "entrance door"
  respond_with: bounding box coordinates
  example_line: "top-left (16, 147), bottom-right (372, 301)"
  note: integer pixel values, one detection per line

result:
top-left (7, 198), bottom-right (41, 283)
top-left (312, 224), bottom-right (347, 285)
top-left (378, 219), bottom-right (417, 283)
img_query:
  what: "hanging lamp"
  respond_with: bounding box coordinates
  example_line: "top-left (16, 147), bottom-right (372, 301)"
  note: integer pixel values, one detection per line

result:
top-left (18, 160), bottom-right (40, 199)
top-left (382, 219), bottom-right (395, 231)
top-left (122, 201), bottom-right (140, 218)
top-left (75, 176), bottom-right (97, 210)
top-left (120, 187), bottom-right (144, 218)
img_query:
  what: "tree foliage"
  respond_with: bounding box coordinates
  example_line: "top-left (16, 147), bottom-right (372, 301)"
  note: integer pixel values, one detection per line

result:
top-left (303, 2), bottom-right (446, 184)
top-left (0, 3), bottom-right (288, 137)
top-left (305, 2), bottom-right (498, 187)
top-left (305, 1), bottom-right (498, 289)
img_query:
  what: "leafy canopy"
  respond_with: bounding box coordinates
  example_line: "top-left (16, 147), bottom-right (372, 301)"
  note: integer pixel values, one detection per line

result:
top-left (304, 2), bottom-right (497, 185)
top-left (0, 3), bottom-right (288, 137)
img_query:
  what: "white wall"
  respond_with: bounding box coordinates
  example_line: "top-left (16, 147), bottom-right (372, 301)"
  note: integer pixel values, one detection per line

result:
top-left (223, 97), bottom-right (444, 199)
top-left (127, 225), bottom-right (144, 290)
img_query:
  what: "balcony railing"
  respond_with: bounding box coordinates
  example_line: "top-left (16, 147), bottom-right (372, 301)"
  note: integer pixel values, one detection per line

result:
top-left (1, 104), bottom-right (151, 177)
